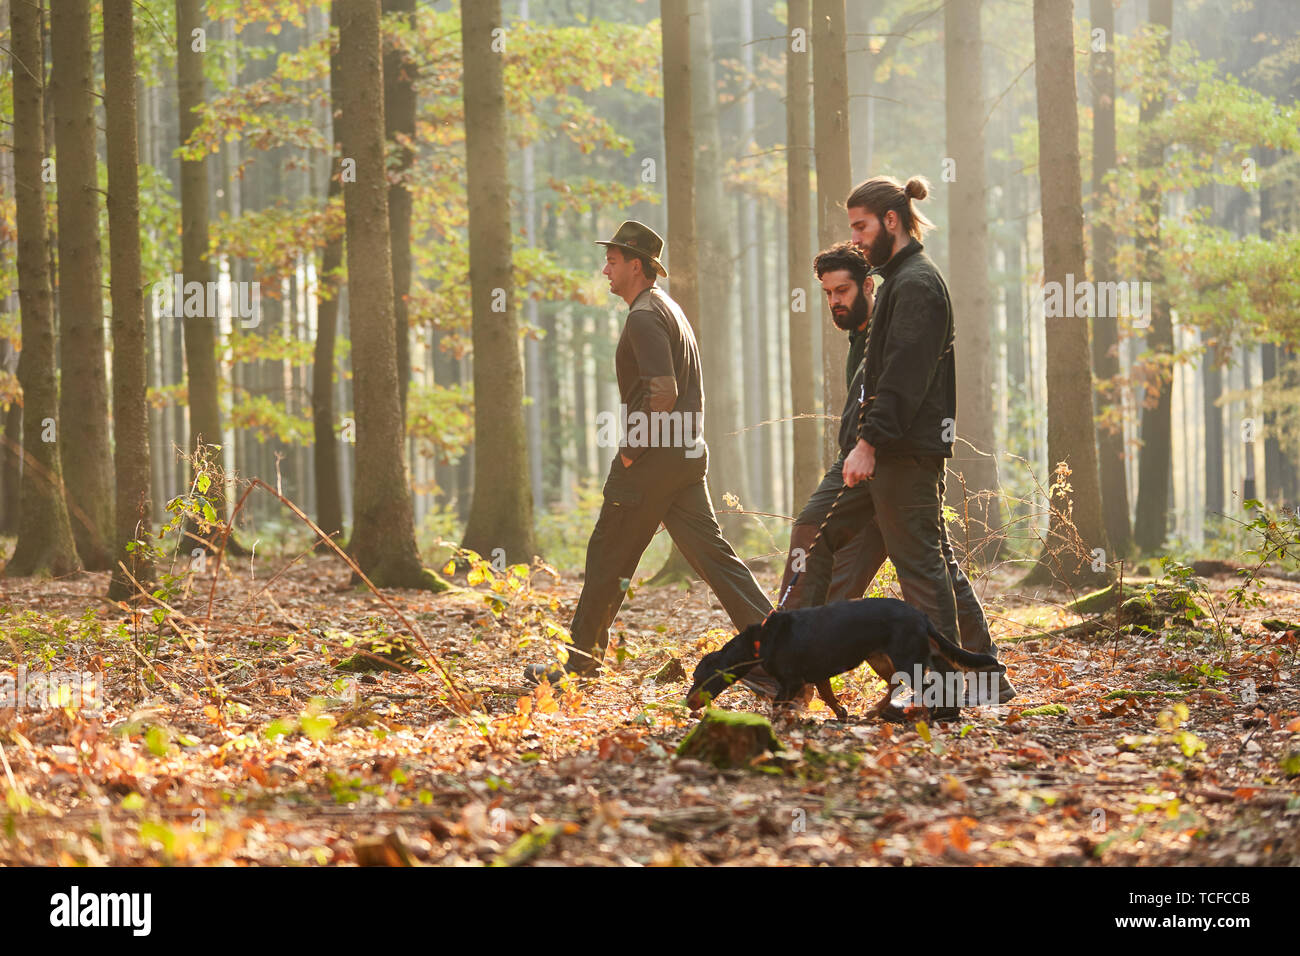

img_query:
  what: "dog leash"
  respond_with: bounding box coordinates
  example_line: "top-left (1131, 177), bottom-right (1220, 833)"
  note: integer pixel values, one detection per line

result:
top-left (769, 274), bottom-right (882, 620)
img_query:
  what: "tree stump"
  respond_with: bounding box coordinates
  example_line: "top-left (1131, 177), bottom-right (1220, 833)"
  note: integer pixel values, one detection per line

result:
top-left (675, 709), bottom-right (781, 769)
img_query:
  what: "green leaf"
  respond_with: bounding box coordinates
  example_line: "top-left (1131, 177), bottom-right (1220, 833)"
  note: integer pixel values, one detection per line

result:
top-left (145, 725), bottom-right (171, 757)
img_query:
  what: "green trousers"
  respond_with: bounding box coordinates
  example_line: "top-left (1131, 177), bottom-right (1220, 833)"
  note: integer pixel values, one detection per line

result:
top-left (565, 442), bottom-right (772, 672)
top-left (779, 453), bottom-right (995, 656)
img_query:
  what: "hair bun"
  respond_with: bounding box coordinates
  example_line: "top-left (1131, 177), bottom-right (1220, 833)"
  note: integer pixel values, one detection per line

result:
top-left (904, 176), bottom-right (929, 201)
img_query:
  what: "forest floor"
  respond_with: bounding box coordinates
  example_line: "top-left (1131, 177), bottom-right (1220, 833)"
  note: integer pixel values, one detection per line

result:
top-left (1, 546), bottom-right (1298, 867)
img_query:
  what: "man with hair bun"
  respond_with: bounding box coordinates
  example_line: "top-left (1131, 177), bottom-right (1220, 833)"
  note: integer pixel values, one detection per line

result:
top-left (777, 175), bottom-right (1015, 711)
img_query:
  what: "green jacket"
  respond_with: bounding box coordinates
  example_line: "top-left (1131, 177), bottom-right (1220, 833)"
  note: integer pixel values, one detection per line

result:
top-left (838, 240), bottom-right (956, 459)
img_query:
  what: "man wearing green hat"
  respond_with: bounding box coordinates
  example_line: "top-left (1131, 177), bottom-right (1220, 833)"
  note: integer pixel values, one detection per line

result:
top-left (525, 221), bottom-right (775, 686)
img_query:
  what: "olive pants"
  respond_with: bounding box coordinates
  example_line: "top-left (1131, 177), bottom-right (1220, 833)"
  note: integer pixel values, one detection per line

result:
top-left (565, 442), bottom-right (772, 673)
top-left (779, 454), bottom-right (995, 656)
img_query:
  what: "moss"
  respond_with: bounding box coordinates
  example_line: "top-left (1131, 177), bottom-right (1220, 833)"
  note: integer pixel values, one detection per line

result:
top-left (491, 822), bottom-right (574, 867)
top-left (675, 709), bottom-right (782, 770)
top-left (1019, 703), bottom-right (1069, 717)
top-left (1067, 583), bottom-right (1144, 615)
top-left (419, 568), bottom-right (455, 593)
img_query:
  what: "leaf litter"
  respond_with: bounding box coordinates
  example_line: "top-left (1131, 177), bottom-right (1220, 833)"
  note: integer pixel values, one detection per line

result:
top-left (1, 555), bottom-right (1297, 867)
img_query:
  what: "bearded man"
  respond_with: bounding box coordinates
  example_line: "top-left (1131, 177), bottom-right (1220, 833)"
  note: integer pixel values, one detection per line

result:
top-left (778, 179), bottom-right (1015, 709)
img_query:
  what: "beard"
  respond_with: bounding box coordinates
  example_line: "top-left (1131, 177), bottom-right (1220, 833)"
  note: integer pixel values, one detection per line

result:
top-left (863, 222), bottom-right (895, 268)
top-left (831, 285), bottom-right (871, 331)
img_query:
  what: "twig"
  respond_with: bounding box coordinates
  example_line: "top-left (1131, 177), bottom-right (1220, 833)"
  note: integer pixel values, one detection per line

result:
top-left (238, 478), bottom-right (481, 726)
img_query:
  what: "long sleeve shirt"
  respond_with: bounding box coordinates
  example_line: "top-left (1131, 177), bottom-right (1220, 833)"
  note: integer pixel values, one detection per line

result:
top-left (614, 285), bottom-right (705, 462)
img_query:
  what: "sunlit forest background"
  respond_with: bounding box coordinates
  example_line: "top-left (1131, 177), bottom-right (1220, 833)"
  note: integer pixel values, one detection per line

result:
top-left (2, 0), bottom-right (1298, 584)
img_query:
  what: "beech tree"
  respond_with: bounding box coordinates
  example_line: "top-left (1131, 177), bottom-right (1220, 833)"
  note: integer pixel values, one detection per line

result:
top-left (459, 0), bottom-right (536, 565)
top-left (1027, 0), bottom-right (1110, 585)
top-left (786, 0), bottom-right (818, 510)
top-left (103, 0), bottom-right (153, 598)
top-left (6, 0), bottom-right (80, 579)
top-left (51, 0), bottom-right (114, 570)
top-left (944, 0), bottom-right (1001, 563)
top-left (177, 0), bottom-right (232, 545)
top-left (338, 0), bottom-right (444, 588)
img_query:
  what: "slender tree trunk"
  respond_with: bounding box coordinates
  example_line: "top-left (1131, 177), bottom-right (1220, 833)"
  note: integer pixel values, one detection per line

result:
top-left (0, 134), bottom-right (20, 531)
top-left (103, 0), bottom-right (153, 598)
top-left (458, 0), bottom-right (535, 564)
top-left (1203, 331), bottom-right (1224, 518)
top-left (313, 3), bottom-right (344, 538)
top-left (1257, 146), bottom-right (1289, 505)
top-left (787, 0), bottom-right (818, 511)
top-left (383, 0), bottom-right (416, 416)
top-left (738, 0), bottom-right (764, 510)
top-left (1088, 0), bottom-right (1132, 558)
top-left (6, 0), bottom-right (80, 579)
top-left (1025, 0), bottom-right (1110, 586)
top-left (845, 0), bottom-right (872, 182)
top-left (339, 0), bottom-right (444, 588)
top-left (645, 0), bottom-right (702, 585)
top-left (0, 348), bottom-right (20, 536)
top-left (812, 0), bottom-right (852, 464)
top-left (688, 0), bottom-right (743, 506)
top-left (944, 0), bottom-right (1001, 563)
top-left (1132, 0), bottom-right (1174, 553)
top-left (50, 0), bottom-right (114, 569)
top-left (1003, 146), bottom-right (1027, 397)
top-left (177, 0), bottom-right (233, 549)
top-left (0, 133), bottom-right (21, 536)
top-left (517, 1), bottom-right (545, 511)
top-left (755, 201), bottom-right (773, 512)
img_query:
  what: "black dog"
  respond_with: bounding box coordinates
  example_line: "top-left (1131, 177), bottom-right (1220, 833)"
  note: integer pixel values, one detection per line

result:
top-left (686, 598), bottom-right (1005, 721)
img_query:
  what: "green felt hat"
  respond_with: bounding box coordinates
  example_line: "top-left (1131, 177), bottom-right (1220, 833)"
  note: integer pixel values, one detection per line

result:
top-left (595, 220), bottom-right (668, 277)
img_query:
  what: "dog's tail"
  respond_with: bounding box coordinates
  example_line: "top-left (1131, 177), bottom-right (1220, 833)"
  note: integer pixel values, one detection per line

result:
top-left (925, 618), bottom-right (1003, 671)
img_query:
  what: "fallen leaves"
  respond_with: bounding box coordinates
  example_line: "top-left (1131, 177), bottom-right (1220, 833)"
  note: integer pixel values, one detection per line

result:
top-left (1, 557), bottom-right (1299, 866)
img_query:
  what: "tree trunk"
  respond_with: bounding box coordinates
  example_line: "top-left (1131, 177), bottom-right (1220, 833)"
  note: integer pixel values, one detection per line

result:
top-left (0, 135), bottom-right (22, 535)
top-left (1203, 330), bottom-right (1224, 518)
top-left (459, 0), bottom-right (536, 565)
top-left (383, 0), bottom-right (416, 416)
top-left (755, 201), bottom-right (773, 512)
top-left (812, 0), bottom-right (852, 464)
top-left (845, 0), bottom-right (872, 182)
top-left (1024, 0), bottom-right (1110, 586)
top-left (313, 3), bottom-right (344, 539)
top-left (1257, 147), bottom-right (1291, 505)
top-left (0, 163), bottom-right (20, 533)
top-left (1132, 0), bottom-right (1174, 553)
top-left (787, 0), bottom-right (818, 512)
top-left (103, 0), bottom-right (153, 599)
top-left (943, 0), bottom-right (1001, 564)
top-left (6, 0), bottom-right (81, 579)
top-left (339, 0), bottom-right (444, 589)
top-left (1088, 0), bottom-right (1132, 558)
top-left (687, 0), bottom-right (743, 508)
top-left (645, 0), bottom-right (703, 586)
top-left (738, 0), bottom-right (764, 511)
top-left (50, 0), bottom-right (114, 570)
top-left (176, 0), bottom-right (234, 550)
